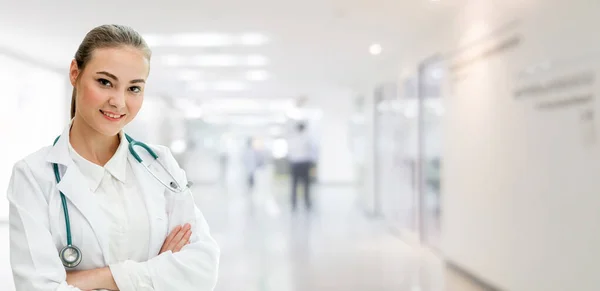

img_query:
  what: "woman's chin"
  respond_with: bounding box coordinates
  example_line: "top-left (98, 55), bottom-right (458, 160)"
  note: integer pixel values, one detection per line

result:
top-left (95, 124), bottom-right (123, 138)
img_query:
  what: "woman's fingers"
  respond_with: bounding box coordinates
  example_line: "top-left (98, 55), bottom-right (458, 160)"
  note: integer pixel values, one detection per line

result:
top-left (173, 230), bottom-right (192, 253)
top-left (160, 225), bottom-right (182, 253)
top-left (167, 224), bottom-right (191, 251)
top-left (159, 224), bottom-right (192, 254)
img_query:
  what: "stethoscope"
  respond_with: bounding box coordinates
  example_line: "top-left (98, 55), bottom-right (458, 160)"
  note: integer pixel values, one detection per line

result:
top-left (52, 133), bottom-right (189, 268)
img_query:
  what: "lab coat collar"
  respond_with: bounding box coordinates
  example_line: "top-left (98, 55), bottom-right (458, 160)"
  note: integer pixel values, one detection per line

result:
top-left (47, 121), bottom-right (128, 188)
top-left (46, 120), bottom-right (75, 167)
top-left (67, 143), bottom-right (105, 193)
top-left (102, 131), bottom-right (128, 183)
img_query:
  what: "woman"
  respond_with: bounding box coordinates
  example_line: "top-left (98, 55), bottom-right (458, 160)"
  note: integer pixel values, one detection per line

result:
top-left (6, 24), bottom-right (219, 291)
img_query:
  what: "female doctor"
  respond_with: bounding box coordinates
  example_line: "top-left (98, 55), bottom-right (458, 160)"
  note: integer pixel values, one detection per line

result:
top-left (6, 24), bottom-right (219, 291)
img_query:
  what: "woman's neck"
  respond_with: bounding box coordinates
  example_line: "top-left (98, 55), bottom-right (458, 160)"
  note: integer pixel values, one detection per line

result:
top-left (69, 117), bottom-right (120, 167)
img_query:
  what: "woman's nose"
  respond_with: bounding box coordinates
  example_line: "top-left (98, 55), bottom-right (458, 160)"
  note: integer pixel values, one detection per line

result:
top-left (108, 93), bottom-right (126, 109)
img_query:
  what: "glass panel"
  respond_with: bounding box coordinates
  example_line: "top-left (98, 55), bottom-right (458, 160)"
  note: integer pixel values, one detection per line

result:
top-left (418, 58), bottom-right (444, 249)
top-left (376, 80), bottom-right (419, 234)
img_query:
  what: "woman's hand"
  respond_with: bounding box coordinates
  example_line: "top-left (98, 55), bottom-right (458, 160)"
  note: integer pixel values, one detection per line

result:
top-left (66, 267), bottom-right (118, 290)
top-left (159, 223), bottom-right (192, 254)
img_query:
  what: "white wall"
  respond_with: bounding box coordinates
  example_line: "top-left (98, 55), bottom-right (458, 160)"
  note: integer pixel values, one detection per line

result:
top-left (309, 88), bottom-right (356, 184)
top-left (412, 0), bottom-right (600, 290)
top-left (0, 53), bottom-right (67, 220)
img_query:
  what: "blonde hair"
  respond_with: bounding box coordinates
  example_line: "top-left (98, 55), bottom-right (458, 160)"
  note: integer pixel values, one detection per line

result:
top-left (70, 24), bottom-right (152, 119)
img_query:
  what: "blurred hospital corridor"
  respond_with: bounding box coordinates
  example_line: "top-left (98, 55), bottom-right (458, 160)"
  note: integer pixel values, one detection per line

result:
top-left (3, 0), bottom-right (600, 290)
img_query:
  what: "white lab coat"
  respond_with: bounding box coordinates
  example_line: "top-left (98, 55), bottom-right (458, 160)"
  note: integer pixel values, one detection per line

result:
top-left (6, 124), bottom-right (220, 291)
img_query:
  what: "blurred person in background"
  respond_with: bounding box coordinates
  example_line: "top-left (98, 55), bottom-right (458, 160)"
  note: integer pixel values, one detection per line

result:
top-left (287, 122), bottom-right (318, 211)
top-left (219, 148), bottom-right (229, 185)
top-left (6, 24), bottom-right (219, 291)
top-left (242, 137), bottom-right (262, 191)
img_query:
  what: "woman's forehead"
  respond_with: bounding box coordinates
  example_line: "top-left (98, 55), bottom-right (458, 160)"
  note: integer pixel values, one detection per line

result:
top-left (86, 47), bottom-right (149, 77)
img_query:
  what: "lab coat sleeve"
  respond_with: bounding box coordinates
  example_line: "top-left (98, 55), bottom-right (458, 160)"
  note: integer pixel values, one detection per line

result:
top-left (7, 160), bottom-right (83, 291)
top-left (109, 147), bottom-right (220, 291)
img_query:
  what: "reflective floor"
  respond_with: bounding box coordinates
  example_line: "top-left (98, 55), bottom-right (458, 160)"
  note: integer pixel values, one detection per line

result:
top-left (0, 164), bottom-right (485, 291)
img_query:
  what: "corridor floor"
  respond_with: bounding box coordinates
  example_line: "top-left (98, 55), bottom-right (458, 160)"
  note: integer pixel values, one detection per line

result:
top-left (0, 170), bottom-right (486, 291)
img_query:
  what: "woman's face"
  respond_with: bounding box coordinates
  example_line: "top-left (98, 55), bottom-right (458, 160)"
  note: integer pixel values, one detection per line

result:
top-left (70, 46), bottom-right (150, 137)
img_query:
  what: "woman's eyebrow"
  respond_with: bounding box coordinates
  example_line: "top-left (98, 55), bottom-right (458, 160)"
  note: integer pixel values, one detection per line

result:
top-left (97, 71), bottom-right (118, 81)
top-left (130, 79), bottom-right (146, 84)
top-left (97, 71), bottom-right (145, 84)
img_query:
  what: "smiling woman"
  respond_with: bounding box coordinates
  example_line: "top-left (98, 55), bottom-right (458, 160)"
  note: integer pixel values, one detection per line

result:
top-left (7, 24), bottom-right (220, 291)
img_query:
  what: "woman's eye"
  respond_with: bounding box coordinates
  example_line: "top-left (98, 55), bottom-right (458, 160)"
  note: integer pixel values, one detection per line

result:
top-left (129, 86), bottom-right (142, 93)
top-left (98, 78), bottom-right (112, 87)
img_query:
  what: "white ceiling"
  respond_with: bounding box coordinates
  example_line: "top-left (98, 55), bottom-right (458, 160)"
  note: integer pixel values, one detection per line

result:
top-left (0, 0), bottom-right (466, 104)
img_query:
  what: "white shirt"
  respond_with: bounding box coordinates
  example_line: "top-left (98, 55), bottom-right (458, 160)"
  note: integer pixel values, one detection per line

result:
top-left (287, 131), bottom-right (317, 163)
top-left (68, 131), bottom-right (154, 289)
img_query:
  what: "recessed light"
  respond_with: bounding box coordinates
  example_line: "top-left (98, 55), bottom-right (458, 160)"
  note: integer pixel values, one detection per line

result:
top-left (162, 55), bottom-right (184, 66)
top-left (170, 139), bottom-right (188, 154)
top-left (369, 44), bottom-right (382, 55)
top-left (173, 33), bottom-right (233, 47)
top-left (192, 55), bottom-right (237, 67)
top-left (160, 54), bottom-right (269, 67)
top-left (189, 82), bottom-right (208, 92)
top-left (213, 81), bottom-right (247, 92)
top-left (240, 33), bottom-right (269, 46)
top-left (246, 55), bottom-right (269, 66)
top-left (179, 70), bottom-right (203, 81)
top-left (143, 33), bottom-right (268, 47)
top-left (246, 70), bottom-right (269, 81)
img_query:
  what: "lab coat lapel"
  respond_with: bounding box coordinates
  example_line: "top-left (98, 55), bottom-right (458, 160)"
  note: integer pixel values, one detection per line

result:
top-left (47, 122), bottom-right (110, 264)
top-left (54, 158), bottom-right (110, 265)
top-left (128, 153), bottom-right (168, 258)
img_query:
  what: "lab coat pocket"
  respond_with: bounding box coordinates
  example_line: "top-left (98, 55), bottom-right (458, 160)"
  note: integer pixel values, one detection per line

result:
top-left (164, 190), bottom-right (197, 234)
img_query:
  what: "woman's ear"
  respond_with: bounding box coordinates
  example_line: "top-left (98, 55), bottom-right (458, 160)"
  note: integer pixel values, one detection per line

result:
top-left (69, 59), bottom-right (79, 86)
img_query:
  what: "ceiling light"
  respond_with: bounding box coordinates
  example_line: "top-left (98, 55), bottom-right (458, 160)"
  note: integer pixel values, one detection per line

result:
top-left (369, 44), bottom-right (382, 55)
top-left (143, 33), bottom-right (268, 47)
top-left (272, 139), bottom-right (288, 159)
top-left (202, 99), bottom-right (262, 112)
top-left (170, 139), bottom-right (188, 154)
top-left (161, 55), bottom-right (269, 67)
top-left (430, 68), bottom-right (443, 79)
top-left (203, 115), bottom-right (227, 124)
top-left (228, 116), bottom-right (272, 126)
top-left (268, 99), bottom-right (295, 111)
top-left (352, 115), bottom-right (366, 124)
top-left (172, 33), bottom-right (234, 47)
top-left (246, 70), bottom-right (269, 81)
top-left (192, 55), bottom-right (237, 67)
top-left (213, 81), bottom-right (246, 92)
top-left (179, 70), bottom-right (203, 81)
top-left (143, 35), bottom-right (165, 47)
top-left (269, 126), bottom-right (283, 136)
top-left (162, 55), bottom-right (185, 66)
top-left (240, 33), bottom-right (269, 46)
top-left (246, 55), bottom-right (269, 66)
top-left (184, 106), bottom-right (204, 119)
top-left (275, 115), bottom-right (288, 124)
top-left (286, 108), bottom-right (303, 120)
top-left (190, 82), bottom-right (208, 91)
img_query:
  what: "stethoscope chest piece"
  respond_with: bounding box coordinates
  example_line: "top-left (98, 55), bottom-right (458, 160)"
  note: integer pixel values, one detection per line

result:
top-left (60, 245), bottom-right (82, 268)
